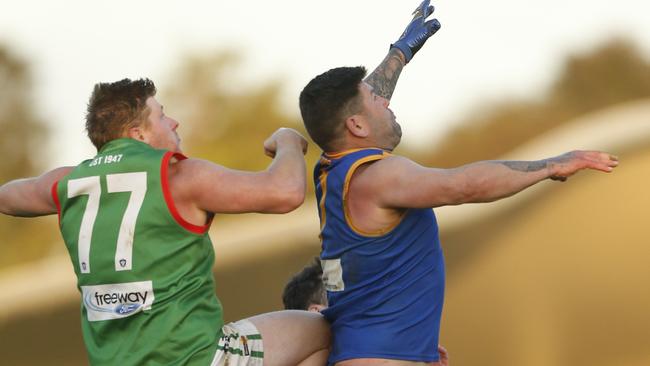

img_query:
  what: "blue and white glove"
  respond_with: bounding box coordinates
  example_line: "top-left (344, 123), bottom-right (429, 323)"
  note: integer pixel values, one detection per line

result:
top-left (391, 0), bottom-right (441, 63)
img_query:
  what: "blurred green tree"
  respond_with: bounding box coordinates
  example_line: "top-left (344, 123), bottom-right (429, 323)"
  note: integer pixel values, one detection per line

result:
top-left (162, 51), bottom-right (321, 173)
top-left (417, 38), bottom-right (650, 167)
top-left (549, 38), bottom-right (650, 116)
top-left (0, 45), bottom-right (59, 268)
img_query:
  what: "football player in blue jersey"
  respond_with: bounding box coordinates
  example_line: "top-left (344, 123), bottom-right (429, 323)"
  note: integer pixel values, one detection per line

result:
top-left (298, 1), bottom-right (618, 365)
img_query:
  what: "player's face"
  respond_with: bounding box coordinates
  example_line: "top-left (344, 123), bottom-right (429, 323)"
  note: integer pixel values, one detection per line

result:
top-left (358, 82), bottom-right (402, 151)
top-left (142, 97), bottom-right (182, 153)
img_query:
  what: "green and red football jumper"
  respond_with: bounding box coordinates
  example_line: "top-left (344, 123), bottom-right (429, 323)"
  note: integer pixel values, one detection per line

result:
top-left (53, 138), bottom-right (224, 365)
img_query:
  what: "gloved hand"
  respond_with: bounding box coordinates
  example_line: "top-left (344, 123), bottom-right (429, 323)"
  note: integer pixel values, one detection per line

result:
top-left (391, 0), bottom-right (441, 63)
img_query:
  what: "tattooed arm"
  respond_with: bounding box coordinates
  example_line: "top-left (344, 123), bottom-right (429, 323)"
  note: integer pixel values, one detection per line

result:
top-left (364, 48), bottom-right (406, 100)
top-left (364, 0), bottom-right (441, 100)
top-left (348, 151), bottom-right (619, 209)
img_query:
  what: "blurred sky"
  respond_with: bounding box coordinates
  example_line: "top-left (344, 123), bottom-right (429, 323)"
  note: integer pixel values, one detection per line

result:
top-left (1, 0), bottom-right (649, 166)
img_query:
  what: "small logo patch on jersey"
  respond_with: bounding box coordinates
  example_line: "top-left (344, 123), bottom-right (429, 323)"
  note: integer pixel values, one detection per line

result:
top-left (81, 281), bottom-right (154, 321)
top-left (321, 258), bottom-right (345, 292)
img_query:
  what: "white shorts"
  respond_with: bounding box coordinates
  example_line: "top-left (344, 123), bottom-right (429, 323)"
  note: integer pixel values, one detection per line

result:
top-left (210, 319), bottom-right (264, 366)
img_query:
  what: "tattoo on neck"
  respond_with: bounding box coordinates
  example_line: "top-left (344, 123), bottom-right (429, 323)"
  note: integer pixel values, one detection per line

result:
top-left (364, 49), bottom-right (405, 100)
top-left (501, 160), bottom-right (548, 173)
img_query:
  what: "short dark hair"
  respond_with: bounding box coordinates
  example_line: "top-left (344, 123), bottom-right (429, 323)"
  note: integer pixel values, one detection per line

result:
top-left (299, 66), bottom-right (367, 151)
top-left (282, 257), bottom-right (327, 310)
top-left (86, 78), bottom-right (157, 150)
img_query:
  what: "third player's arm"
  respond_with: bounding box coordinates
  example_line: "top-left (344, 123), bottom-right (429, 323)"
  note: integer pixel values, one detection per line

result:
top-left (358, 151), bottom-right (618, 209)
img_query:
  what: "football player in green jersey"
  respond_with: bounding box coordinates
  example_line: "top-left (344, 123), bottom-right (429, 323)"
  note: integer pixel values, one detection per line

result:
top-left (0, 78), bottom-right (329, 366)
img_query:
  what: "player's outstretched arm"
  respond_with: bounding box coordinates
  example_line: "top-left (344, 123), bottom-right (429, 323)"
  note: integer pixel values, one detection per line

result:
top-left (365, 0), bottom-right (441, 100)
top-left (0, 167), bottom-right (73, 217)
top-left (357, 151), bottom-right (618, 209)
top-left (171, 128), bottom-right (308, 214)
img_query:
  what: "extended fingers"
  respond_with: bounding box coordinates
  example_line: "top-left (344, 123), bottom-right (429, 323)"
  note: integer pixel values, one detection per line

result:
top-left (591, 151), bottom-right (619, 166)
top-left (425, 18), bottom-right (441, 34)
top-left (264, 149), bottom-right (276, 158)
top-left (412, 0), bottom-right (431, 18)
top-left (580, 151), bottom-right (619, 172)
top-left (603, 152), bottom-right (619, 164)
top-left (426, 5), bottom-right (435, 17)
top-left (438, 344), bottom-right (448, 356)
top-left (603, 153), bottom-right (619, 169)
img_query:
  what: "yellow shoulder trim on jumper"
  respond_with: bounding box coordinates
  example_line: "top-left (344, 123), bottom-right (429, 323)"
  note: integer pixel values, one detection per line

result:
top-left (342, 152), bottom-right (406, 237)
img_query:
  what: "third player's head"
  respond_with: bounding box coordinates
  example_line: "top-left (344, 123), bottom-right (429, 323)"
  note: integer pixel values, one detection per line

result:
top-left (299, 67), bottom-right (401, 153)
top-left (282, 257), bottom-right (327, 313)
top-left (86, 78), bottom-right (181, 153)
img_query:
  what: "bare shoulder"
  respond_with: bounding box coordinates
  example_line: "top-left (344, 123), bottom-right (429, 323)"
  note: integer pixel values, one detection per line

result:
top-left (166, 157), bottom-right (232, 199)
top-left (351, 155), bottom-right (447, 209)
top-left (52, 166), bottom-right (75, 175)
top-left (171, 156), bottom-right (212, 171)
top-left (354, 155), bottom-right (421, 187)
top-left (169, 157), bottom-right (227, 180)
top-left (42, 166), bottom-right (75, 188)
top-left (348, 155), bottom-right (418, 204)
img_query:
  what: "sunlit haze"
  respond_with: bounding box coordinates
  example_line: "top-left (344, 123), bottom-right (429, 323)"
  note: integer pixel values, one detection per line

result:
top-left (1, 0), bottom-right (649, 165)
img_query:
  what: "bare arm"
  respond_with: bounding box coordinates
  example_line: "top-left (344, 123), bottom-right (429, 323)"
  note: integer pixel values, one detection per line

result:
top-left (356, 151), bottom-right (618, 209)
top-left (364, 48), bottom-right (406, 101)
top-left (171, 128), bottom-right (308, 214)
top-left (0, 167), bottom-right (73, 217)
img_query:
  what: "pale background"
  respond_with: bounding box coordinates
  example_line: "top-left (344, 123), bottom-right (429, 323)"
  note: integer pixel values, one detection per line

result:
top-left (0, 0), bottom-right (649, 164)
top-left (1, 1), bottom-right (649, 365)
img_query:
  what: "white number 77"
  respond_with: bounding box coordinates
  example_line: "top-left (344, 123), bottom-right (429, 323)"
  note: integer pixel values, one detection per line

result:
top-left (67, 172), bottom-right (147, 274)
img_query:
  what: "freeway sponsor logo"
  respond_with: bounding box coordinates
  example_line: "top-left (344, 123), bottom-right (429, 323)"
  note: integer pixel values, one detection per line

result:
top-left (81, 281), bottom-right (154, 321)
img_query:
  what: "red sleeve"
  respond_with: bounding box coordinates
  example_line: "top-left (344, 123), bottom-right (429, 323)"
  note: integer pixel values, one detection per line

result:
top-left (51, 181), bottom-right (62, 226)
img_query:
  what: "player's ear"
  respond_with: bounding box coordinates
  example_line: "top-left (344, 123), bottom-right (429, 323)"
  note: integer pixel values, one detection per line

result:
top-left (308, 304), bottom-right (326, 313)
top-left (345, 114), bottom-right (369, 138)
top-left (127, 126), bottom-right (147, 142)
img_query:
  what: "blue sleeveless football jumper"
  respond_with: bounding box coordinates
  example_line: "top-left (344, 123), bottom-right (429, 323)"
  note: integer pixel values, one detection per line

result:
top-left (314, 148), bottom-right (445, 364)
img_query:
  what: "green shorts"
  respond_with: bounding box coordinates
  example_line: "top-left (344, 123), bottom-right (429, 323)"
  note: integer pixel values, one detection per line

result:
top-left (210, 319), bottom-right (264, 366)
